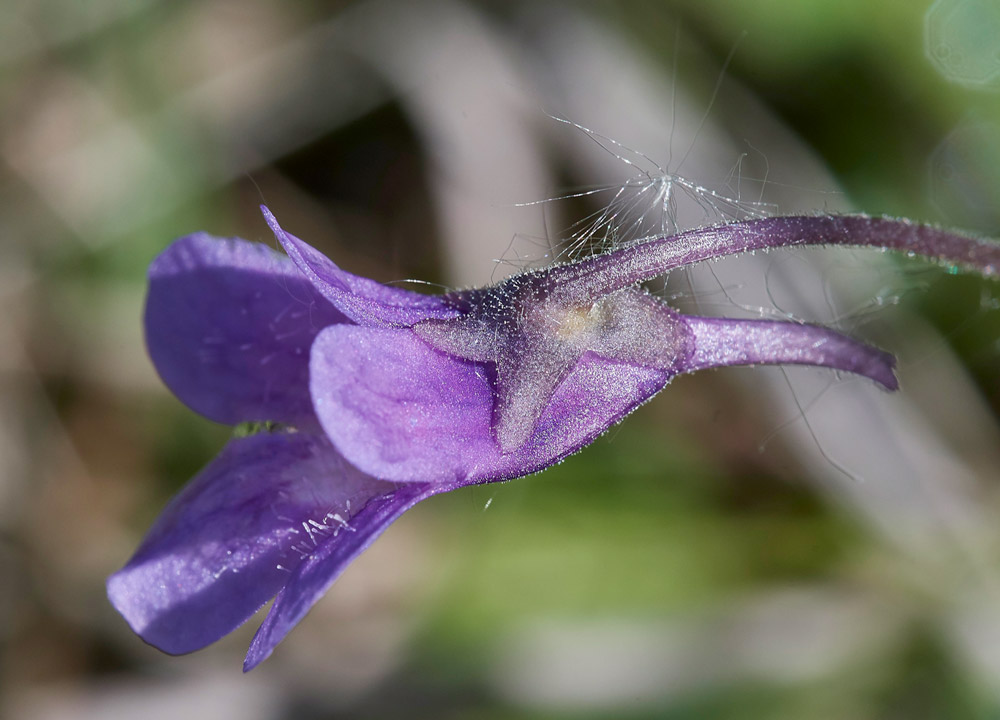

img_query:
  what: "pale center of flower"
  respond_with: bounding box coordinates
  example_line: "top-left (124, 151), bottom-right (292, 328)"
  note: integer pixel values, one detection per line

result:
top-left (550, 303), bottom-right (605, 342)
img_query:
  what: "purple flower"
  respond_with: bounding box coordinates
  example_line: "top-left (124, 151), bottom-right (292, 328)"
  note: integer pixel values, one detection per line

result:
top-left (108, 206), bottom-right (999, 670)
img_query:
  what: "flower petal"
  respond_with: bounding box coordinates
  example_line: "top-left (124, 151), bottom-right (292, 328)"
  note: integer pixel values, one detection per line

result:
top-left (107, 432), bottom-right (397, 656)
top-left (260, 206), bottom-right (459, 327)
top-left (309, 326), bottom-right (670, 483)
top-left (146, 232), bottom-right (345, 425)
top-left (682, 315), bottom-right (898, 390)
top-left (243, 480), bottom-right (458, 671)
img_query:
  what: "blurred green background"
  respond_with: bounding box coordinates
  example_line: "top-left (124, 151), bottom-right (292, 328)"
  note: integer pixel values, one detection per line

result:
top-left (2, 1), bottom-right (1000, 718)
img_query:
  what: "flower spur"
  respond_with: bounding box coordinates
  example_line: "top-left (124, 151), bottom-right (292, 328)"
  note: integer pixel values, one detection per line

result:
top-left (108, 206), bottom-right (1000, 670)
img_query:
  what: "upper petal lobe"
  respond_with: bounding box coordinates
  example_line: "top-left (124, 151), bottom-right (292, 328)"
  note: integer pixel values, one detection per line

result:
top-left (145, 233), bottom-right (345, 426)
top-left (261, 206), bottom-right (459, 328)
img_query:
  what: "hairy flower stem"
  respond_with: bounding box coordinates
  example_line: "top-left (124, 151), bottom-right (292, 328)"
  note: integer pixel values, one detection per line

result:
top-left (548, 215), bottom-right (1000, 305)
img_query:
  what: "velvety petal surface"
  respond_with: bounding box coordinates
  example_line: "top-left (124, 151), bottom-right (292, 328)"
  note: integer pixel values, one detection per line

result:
top-left (244, 480), bottom-right (459, 671)
top-left (309, 326), bottom-right (670, 483)
top-left (261, 206), bottom-right (459, 327)
top-left (107, 432), bottom-right (398, 655)
top-left (146, 232), bottom-right (345, 425)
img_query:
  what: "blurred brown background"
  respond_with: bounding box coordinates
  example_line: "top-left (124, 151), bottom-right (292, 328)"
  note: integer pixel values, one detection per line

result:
top-left (2, 1), bottom-right (1000, 718)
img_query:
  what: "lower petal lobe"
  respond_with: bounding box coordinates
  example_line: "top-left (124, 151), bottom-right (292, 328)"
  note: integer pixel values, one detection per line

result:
top-left (107, 432), bottom-right (397, 656)
top-left (243, 480), bottom-right (455, 670)
top-left (145, 233), bottom-right (345, 426)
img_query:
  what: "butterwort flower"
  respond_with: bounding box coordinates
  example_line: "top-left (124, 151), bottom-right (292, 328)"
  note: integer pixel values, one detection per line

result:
top-left (108, 206), bottom-right (1000, 670)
